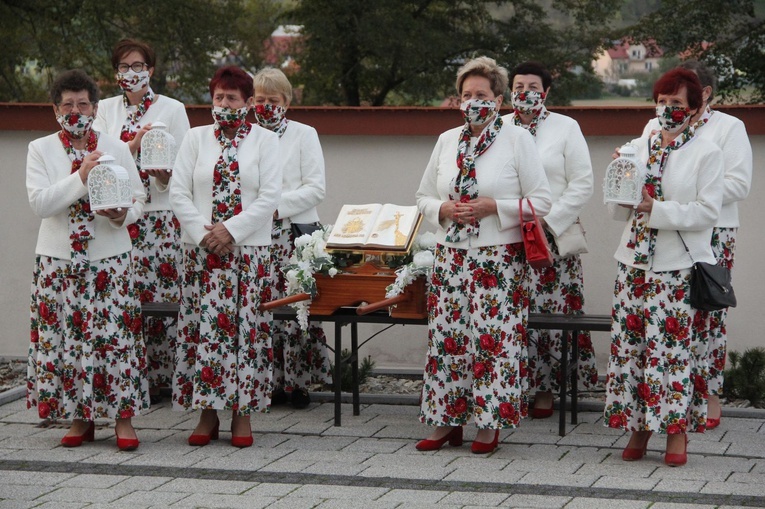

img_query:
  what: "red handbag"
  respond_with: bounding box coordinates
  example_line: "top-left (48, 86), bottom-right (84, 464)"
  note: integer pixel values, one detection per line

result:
top-left (519, 198), bottom-right (553, 270)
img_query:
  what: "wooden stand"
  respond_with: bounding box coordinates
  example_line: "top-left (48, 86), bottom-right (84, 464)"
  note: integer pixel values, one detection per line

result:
top-left (261, 261), bottom-right (427, 319)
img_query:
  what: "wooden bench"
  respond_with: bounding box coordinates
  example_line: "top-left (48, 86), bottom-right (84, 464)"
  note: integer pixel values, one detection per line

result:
top-left (141, 302), bottom-right (610, 435)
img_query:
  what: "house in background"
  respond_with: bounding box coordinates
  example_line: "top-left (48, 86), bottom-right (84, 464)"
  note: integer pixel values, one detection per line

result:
top-left (593, 39), bottom-right (665, 86)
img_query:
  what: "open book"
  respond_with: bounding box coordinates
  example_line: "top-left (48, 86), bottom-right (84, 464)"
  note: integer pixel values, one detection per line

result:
top-left (326, 204), bottom-right (423, 253)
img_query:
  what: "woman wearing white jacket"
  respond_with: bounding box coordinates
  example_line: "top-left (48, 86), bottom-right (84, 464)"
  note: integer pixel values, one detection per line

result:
top-left (415, 57), bottom-right (551, 454)
top-left (169, 66), bottom-right (281, 448)
top-left (251, 68), bottom-right (330, 409)
top-left (26, 70), bottom-right (147, 451)
top-left (639, 61), bottom-right (752, 430)
top-left (604, 68), bottom-right (724, 467)
top-left (504, 62), bottom-right (596, 419)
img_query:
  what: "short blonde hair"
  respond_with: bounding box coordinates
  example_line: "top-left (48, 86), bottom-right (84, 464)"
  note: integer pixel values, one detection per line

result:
top-left (455, 56), bottom-right (509, 97)
top-left (253, 67), bottom-right (293, 105)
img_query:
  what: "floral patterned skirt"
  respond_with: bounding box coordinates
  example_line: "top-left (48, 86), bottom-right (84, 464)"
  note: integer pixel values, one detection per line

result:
top-left (129, 210), bottom-right (182, 388)
top-left (173, 244), bottom-right (273, 415)
top-left (27, 253), bottom-right (149, 421)
top-left (270, 225), bottom-right (331, 391)
top-left (707, 227), bottom-right (736, 395)
top-left (527, 249), bottom-right (597, 393)
top-left (604, 263), bottom-right (709, 434)
top-left (419, 243), bottom-right (529, 430)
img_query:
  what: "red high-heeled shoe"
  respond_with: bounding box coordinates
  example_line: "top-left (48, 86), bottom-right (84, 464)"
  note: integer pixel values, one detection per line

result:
top-left (471, 429), bottom-right (500, 454)
top-left (665, 434), bottom-right (688, 467)
top-left (531, 407), bottom-right (554, 419)
top-left (415, 426), bottom-right (463, 451)
top-left (231, 425), bottom-right (253, 448)
top-left (188, 417), bottom-right (220, 446)
top-left (706, 417), bottom-right (721, 430)
top-left (60, 421), bottom-right (95, 448)
top-left (622, 431), bottom-right (652, 461)
top-left (115, 430), bottom-right (140, 451)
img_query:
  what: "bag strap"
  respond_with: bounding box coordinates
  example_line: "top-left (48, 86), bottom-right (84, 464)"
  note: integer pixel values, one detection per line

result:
top-left (676, 231), bottom-right (696, 264)
top-left (518, 198), bottom-right (535, 224)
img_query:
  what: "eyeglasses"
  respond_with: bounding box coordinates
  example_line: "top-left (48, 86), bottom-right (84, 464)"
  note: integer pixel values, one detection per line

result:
top-left (57, 101), bottom-right (94, 114)
top-left (116, 62), bottom-right (148, 73)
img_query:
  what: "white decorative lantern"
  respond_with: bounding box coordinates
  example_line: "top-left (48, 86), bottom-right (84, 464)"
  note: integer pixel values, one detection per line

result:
top-left (87, 154), bottom-right (133, 211)
top-left (140, 121), bottom-right (176, 171)
top-left (603, 143), bottom-right (643, 206)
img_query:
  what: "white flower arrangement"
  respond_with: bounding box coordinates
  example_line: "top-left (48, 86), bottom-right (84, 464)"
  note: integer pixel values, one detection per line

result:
top-left (384, 231), bottom-right (437, 300)
top-left (284, 226), bottom-right (337, 329)
top-left (283, 228), bottom-right (437, 326)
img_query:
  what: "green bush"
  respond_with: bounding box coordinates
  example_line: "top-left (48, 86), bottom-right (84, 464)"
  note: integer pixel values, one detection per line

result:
top-left (331, 349), bottom-right (376, 392)
top-left (723, 348), bottom-right (765, 406)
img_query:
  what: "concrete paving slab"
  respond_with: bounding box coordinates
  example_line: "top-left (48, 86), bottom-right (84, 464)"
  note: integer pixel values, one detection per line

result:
top-left (170, 493), bottom-right (276, 508)
top-left (155, 478), bottom-right (258, 494)
top-left (375, 488), bottom-right (449, 504)
top-left (502, 494), bottom-right (572, 508)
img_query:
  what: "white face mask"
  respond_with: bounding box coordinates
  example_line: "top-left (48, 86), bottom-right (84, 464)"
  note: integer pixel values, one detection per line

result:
top-left (56, 113), bottom-right (95, 139)
top-left (655, 105), bottom-right (690, 133)
top-left (117, 70), bottom-right (150, 93)
top-left (460, 99), bottom-right (497, 126)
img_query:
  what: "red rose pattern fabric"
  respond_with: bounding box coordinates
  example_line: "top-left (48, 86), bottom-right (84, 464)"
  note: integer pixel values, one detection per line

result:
top-left (419, 243), bottom-right (530, 429)
top-left (119, 89), bottom-right (155, 202)
top-left (526, 244), bottom-right (598, 392)
top-left (270, 224), bottom-right (331, 391)
top-left (173, 245), bottom-right (273, 415)
top-left (130, 210), bottom-right (182, 388)
top-left (604, 263), bottom-right (709, 434)
top-left (707, 227), bottom-right (736, 395)
top-left (27, 254), bottom-right (149, 420)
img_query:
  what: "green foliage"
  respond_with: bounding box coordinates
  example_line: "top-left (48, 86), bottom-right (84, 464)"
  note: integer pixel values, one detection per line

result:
top-left (724, 348), bottom-right (765, 406)
top-left (331, 348), bottom-right (375, 393)
top-left (623, 0), bottom-right (765, 104)
top-left (0, 0), bottom-right (283, 102)
top-left (286, 0), bottom-right (622, 106)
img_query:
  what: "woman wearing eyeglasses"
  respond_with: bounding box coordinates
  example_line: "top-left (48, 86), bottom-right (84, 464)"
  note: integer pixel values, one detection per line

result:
top-left (26, 69), bottom-right (147, 450)
top-left (94, 39), bottom-right (190, 405)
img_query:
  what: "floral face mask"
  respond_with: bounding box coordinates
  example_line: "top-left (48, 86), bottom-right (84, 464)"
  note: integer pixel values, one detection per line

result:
top-left (253, 103), bottom-right (286, 130)
top-left (460, 99), bottom-right (497, 126)
top-left (56, 113), bottom-right (95, 139)
top-left (211, 105), bottom-right (249, 130)
top-left (656, 105), bottom-right (690, 133)
top-left (511, 90), bottom-right (545, 115)
top-left (117, 70), bottom-right (150, 93)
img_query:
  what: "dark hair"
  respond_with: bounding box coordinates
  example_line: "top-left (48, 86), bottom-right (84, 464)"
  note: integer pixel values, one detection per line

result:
top-left (50, 69), bottom-right (100, 105)
top-left (209, 66), bottom-right (254, 101)
top-left (652, 68), bottom-right (703, 111)
top-left (510, 61), bottom-right (552, 91)
top-left (679, 60), bottom-right (717, 101)
top-left (111, 38), bottom-right (156, 70)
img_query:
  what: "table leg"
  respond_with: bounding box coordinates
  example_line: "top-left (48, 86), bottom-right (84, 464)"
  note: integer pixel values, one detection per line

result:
top-left (571, 329), bottom-right (579, 425)
top-left (352, 322), bottom-right (360, 416)
top-left (559, 330), bottom-right (569, 437)
top-left (334, 321), bottom-right (343, 426)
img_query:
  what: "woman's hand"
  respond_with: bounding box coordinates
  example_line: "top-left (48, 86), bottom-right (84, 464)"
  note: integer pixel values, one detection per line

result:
top-left (620, 188), bottom-right (654, 214)
top-left (439, 200), bottom-right (459, 223)
top-left (127, 123), bottom-right (153, 154)
top-left (96, 207), bottom-right (128, 223)
top-left (202, 223), bottom-right (234, 255)
top-left (77, 151), bottom-right (103, 184)
top-left (145, 169), bottom-right (170, 186)
top-left (455, 197), bottom-right (497, 224)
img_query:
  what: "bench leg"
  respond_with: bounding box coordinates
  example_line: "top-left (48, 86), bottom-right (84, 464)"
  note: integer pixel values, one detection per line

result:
top-left (559, 330), bottom-right (568, 437)
top-left (571, 329), bottom-right (579, 426)
top-left (334, 322), bottom-right (343, 426)
top-left (351, 322), bottom-right (360, 416)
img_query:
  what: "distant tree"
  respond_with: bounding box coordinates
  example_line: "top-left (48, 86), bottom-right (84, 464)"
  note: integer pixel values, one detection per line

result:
top-left (625, 0), bottom-right (765, 103)
top-left (0, 0), bottom-right (281, 103)
top-left (286, 0), bottom-right (622, 106)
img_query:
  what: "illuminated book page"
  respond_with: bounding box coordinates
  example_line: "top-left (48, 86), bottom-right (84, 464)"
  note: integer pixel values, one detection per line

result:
top-left (326, 204), bottom-right (421, 252)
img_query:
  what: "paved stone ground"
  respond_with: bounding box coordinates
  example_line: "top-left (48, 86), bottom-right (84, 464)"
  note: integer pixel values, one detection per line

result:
top-left (1, 390), bottom-right (765, 508)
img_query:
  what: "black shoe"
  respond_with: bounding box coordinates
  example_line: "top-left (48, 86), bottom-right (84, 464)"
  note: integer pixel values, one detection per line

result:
top-left (149, 391), bottom-right (163, 405)
top-left (291, 388), bottom-right (311, 409)
top-left (271, 388), bottom-right (289, 406)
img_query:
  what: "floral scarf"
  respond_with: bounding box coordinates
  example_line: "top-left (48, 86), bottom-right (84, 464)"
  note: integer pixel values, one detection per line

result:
top-left (692, 106), bottom-right (713, 131)
top-left (511, 104), bottom-right (550, 137)
top-left (211, 121), bottom-right (252, 223)
top-left (120, 88), bottom-right (155, 202)
top-left (629, 126), bottom-right (696, 266)
top-left (444, 113), bottom-right (503, 243)
top-left (59, 130), bottom-right (98, 274)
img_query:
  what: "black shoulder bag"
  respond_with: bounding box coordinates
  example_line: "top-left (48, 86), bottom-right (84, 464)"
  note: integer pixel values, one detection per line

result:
top-left (677, 232), bottom-right (736, 311)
